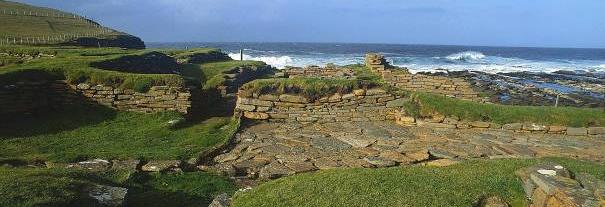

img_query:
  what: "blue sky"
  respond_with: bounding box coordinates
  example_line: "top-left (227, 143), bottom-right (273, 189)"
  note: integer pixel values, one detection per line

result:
top-left (15, 0), bottom-right (605, 48)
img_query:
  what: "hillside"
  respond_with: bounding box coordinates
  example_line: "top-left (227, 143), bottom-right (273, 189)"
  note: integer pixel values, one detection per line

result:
top-left (0, 0), bottom-right (145, 49)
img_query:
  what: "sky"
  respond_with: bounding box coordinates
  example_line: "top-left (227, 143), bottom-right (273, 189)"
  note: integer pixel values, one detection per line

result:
top-left (14, 0), bottom-right (605, 48)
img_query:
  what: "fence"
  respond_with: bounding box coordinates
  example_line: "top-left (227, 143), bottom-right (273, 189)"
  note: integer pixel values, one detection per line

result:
top-left (0, 8), bottom-right (118, 46)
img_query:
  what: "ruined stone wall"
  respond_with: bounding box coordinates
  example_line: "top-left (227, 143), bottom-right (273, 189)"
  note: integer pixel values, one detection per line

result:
top-left (235, 88), bottom-right (405, 122)
top-left (283, 65), bottom-right (356, 79)
top-left (365, 53), bottom-right (480, 100)
top-left (74, 83), bottom-right (191, 113)
top-left (0, 81), bottom-right (191, 115)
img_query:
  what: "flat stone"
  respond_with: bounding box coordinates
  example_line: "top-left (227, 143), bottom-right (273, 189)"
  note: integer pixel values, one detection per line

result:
top-left (313, 157), bottom-right (341, 170)
top-left (363, 157), bottom-right (397, 168)
top-left (403, 149), bottom-right (430, 162)
top-left (209, 193), bottom-right (231, 207)
top-left (141, 160), bottom-right (181, 172)
top-left (243, 111), bottom-right (269, 120)
top-left (443, 117), bottom-right (459, 125)
top-left (425, 159), bottom-right (458, 167)
top-left (588, 127), bottom-right (605, 135)
top-left (335, 135), bottom-right (376, 148)
top-left (379, 151), bottom-right (414, 164)
top-left (476, 196), bottom-right (509, 207)
top-left (567, 127), bottom-right (588, 136)
top-left (340, 158), bottom-right (374, 168)
top-left (502, 123), bottom-right (523, 131)
top-left (87, 184), bottom-right (128, 207)
top-left (353, 89), bottom-right (366, 96)
top-left (236, 104), bottom-right (256, 111)
top-left (548, 126), bottom-right (567, 133)
top-left (214, 153), bottom-right (240, 163)
top-left (418, 121), bottom-right (456, 129)
top-left (470, 121), bottom-right (491, 128)
top-left (311, 136), bottom-right (352, 151)
top-left (285, 161), bottom-right (317, 173)
top-left (67, 159), bottom-right (111, 171)
top-left (233, 159), bottom-right (270, 177)
top-left (279, 94), bottom-right (309, 103)
top-left (523, 123), bottom-right (548, 131)
top-left (259, 162), bottom-right (292, 180)
top-left (365, 88), bottom-right (386, 95)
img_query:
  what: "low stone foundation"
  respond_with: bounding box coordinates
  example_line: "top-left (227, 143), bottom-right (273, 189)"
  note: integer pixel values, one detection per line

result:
top-left (283, 65), bottom-right (356, 79)
top-left (75, 83), bottom-right (191, 113)
top-left (0, 81), bottom-right (192, 115)
top-left (235, 88), bottom-right (405, 122)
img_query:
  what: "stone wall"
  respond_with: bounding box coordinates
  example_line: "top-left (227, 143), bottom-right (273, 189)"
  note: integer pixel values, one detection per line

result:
top-left (235, 88), bottom-right (405, 123)
top-left (75, 83), bottom-right (191, 113)
top-left (365, 53), bottom-right (480, 100)
top-left (283, 65), bottom-right (356, 79)
top-left (0, 81), bottom-right (191, 115)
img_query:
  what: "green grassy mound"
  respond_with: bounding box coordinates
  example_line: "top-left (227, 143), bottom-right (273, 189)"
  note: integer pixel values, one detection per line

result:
top-left (0, 46), bottom-right (184, 92)
top-left (181, 60), bottom-right (268, 89)
top-left (170, 48), bottom-right (232, 64)
top-left (90, 51), bottom-right (179, 74)
top-left (0, 1), bottom-right (144, 48)
top-left (405, 92), bottom-right (605, 127)
top-left (0, 104), bottom-right (239, 162)
top-left (0, 167), bottom-right (236, 207)
top-left (232, 158), bottom-right (605, 207)
top-left (240, 77), bottom-right (380, 100)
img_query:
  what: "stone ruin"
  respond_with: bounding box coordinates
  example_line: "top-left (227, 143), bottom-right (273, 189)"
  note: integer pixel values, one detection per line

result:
top-left (516, 163), bottom-right (605, 207)
top-left (365, 53), bottom-right (481, 101)
top-left (283, 65), bottom-right (356, 79)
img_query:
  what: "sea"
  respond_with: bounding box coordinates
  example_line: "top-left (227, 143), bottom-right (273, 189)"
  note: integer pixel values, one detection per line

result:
top-left (148, 42), bottom-right (605, 75)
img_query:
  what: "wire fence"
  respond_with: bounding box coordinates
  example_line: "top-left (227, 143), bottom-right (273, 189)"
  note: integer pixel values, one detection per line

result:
top-left (0, 8), bottom-right (118, 46)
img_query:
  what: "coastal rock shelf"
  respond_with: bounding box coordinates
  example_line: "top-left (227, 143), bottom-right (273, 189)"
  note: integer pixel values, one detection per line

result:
top-left (365, 53), bottom-right (482, 101)
top-left (235, 88), bottom-right (404, 123)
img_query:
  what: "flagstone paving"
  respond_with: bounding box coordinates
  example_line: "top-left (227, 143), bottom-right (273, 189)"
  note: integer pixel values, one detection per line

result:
top-left (208, 121), bottom-right (605, 180)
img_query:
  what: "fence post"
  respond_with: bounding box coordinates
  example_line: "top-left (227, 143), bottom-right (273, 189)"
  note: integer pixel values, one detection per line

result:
top-left (555, 94), bottom-right (560, 107)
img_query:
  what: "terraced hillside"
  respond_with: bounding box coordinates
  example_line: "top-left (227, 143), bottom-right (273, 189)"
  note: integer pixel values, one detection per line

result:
top-left (0, 0), bottom-right (145, 48)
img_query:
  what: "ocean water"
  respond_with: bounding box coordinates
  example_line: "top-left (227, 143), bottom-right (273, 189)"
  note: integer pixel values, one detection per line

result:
top-left (148, 42), bottom-right (605, 74)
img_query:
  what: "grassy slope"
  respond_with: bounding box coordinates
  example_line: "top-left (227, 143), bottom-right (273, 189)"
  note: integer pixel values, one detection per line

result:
top-left (0, 104), bottom-right (238, 162)
top-left (181, 60), bottom-right (266, 89)
top-left (0, 167), bottom-right (236, 207)
top-left (232, 158), bottom-right (605, 207)
top-left (0, 1), bottom-right (120, 39)
top-left (407, 92), bottom-right (605, 127)
top-left (0, 46), bottom-right (184, 91)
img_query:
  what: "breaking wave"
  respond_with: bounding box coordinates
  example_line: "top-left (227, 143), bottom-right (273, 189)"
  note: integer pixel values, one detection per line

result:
top-left (445, 51), bottom-right (486, 62)
top-left (228, 53), bottom-right (293, 69)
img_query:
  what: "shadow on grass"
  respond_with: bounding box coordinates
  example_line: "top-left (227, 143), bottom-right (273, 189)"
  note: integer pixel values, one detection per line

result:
top-left (0, 103), bottom-right (117, 138)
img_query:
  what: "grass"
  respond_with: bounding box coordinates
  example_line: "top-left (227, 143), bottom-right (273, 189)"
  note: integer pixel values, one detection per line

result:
top-left (0, 167), bottom-right (236, 207)
top-left (0, 1), bottom-right (122, 41)
top-left (240, 77), bottom-right (381, 100)
top-left (231, 158), bottom-right (605, 207)
top-left (180, 60), bottom-right (267, 89)
top-left (0, 46), bottom-right (185, 92)
top-left (406, 92), bottom-right (605, 127)
top-left (0, 104), bottom-right (239, 162)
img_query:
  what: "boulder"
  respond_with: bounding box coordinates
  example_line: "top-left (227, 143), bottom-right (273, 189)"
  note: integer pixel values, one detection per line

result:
top-left (363, 157), bottom-right (396, 168)
top-left (209, 193), bottom-right (231, 207)
top-left (88, 184), bottom-right (128, 207)
top-left (353, 89), bottom-right (366, 96)
top-left (141, 160), bottom-right (181, 172)
top-left (111, 160), bottom-right (140, 171)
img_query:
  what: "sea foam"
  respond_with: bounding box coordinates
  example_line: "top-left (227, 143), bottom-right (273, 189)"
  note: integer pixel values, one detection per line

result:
top-left (445, 51), bottom-right (486, 62)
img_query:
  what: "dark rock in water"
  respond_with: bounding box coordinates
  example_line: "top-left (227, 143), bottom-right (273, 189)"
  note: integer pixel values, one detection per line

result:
top-left (88, 184), bottom-right (128, 207)
top-left (208, 193), bottom-right (231, 207)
